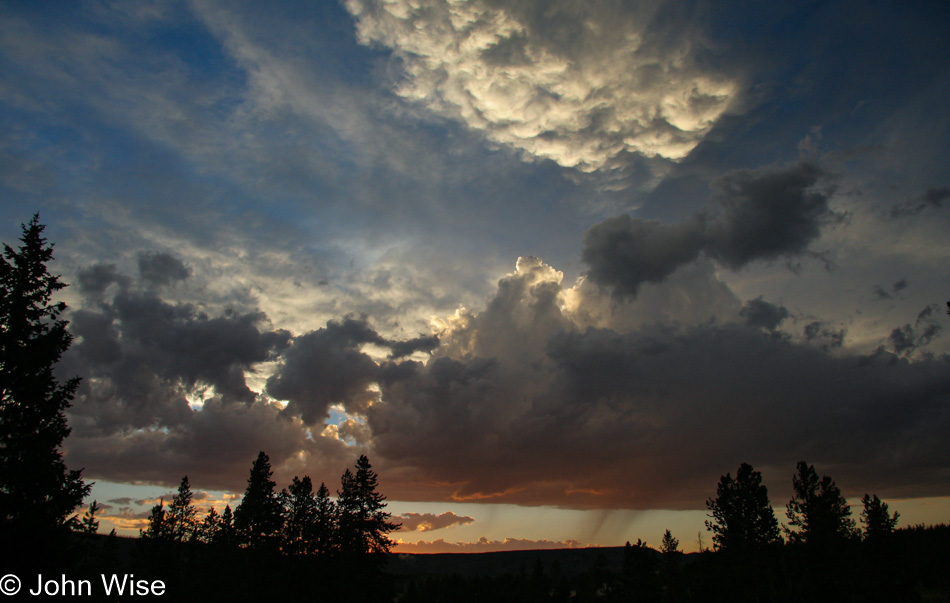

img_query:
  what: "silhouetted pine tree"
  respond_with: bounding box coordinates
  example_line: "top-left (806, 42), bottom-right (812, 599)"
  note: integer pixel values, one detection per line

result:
top-left (785, 461), bottom-right (857, 546)
top-left (660, 529), bottom-right (679, 554)
top-left (0, 215), bottom-right (89, 544)
top-left (234, 451), bottom-right (283, 552)
top-left (169, 475), bottom-right (198, 543)
top-left (861, 493), bottom-right (899, 541)
top-left (75, 500), bottom-right (101, 535)
top-left (194, 507), bottom-right (220, 544)
top-left (141, 498), bottom-right (171, 541)
top-left (705, 462), bottom-right (781, 552)
top-left (314, 481), bottom-right (336, 556)
top-left (281, 475), bottom-right (317, 555)
top-left (337, 455), bottom-right (400, 558)
top-left (215, 504), bottom-right (237, 548)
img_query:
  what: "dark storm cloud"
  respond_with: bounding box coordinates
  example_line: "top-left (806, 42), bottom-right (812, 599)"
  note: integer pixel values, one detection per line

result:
top-left (581, 216), bottom-right (705, 297)
top-left (740, 297), bottom-right (789, 332)
top-left (387, 334), bottom-right (441, 359)
top-left (364, 262), bottom-right (950, 509)
top-left (64, 260), bottom-right (292, 436)
top-left (265, 318), bottom-right (383, 425)
top-left (265, 317), bottom-right (441, 425)
top-left (704, 162), bottom-right (836, 269)
top-left (582, 162), bottom-right (837, 296)
top-left (137, 251), bottom-right (191, 287)
top-left (76, 263), bottom-right (129, 297)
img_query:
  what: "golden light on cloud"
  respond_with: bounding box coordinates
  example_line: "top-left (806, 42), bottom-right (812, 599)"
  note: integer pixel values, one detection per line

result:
top-left (345, 0), bottom-right (737, 172)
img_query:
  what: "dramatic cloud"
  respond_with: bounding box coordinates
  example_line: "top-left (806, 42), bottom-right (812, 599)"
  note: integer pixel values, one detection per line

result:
top-left (265, 317), bottom-right (439, 425)
top-left (366, 257), bottom-right (950, 509)
top-left (582, 162), bottom-right (837, 296)
top-left (397, 511), bottom-right (476, 532)
top-left (137, 251), bottom-right (191, 287)
top-left (62, 259), bottom-right (354, 490)
top-left (345, 0), bottom-right (737, 172)
top-left (582, 216), bottom-right (705, 298)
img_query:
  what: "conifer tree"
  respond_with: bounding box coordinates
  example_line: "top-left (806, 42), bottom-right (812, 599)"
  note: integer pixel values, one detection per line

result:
top-left (281, 475), bottom-right (317, 555)
top-left (660, 529), bottom-right (679, 554)
top-left (706, 462), bottom-right (781, 552)
top-left (195, 507), bottom-right (221, 544)
top-left (785, 461), bottom-right (857, 546)
top-left (168, 475), bottom-right (198, 543)
top-left (141, 498), bottom-right (171, 541)
top-left (861, 493), bottom-right (899, 541)
top-left (336, 455), bottom-right (400, 557)
top-left (234, 451), bottom-right (283, 551)
top-left (0, 215), bottom-right (89, 536)
top-left (214, 504), bottom-right (237, 548)
top-left (75, 500), bottom-right (101, 535)
top-left (313, 481), bottom-right (336, 556)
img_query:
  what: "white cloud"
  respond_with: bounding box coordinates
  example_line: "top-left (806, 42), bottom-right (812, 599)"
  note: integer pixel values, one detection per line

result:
top-left (345, 0), bottom-right (737, 171)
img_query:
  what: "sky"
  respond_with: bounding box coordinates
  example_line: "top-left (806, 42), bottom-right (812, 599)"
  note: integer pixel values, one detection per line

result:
top-left (1, 0), bottom-right (949, 553)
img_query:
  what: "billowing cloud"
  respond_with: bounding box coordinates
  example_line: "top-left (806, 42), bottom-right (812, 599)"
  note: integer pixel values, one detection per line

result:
top-left (582, 162), bottom-right (837, 296)
top-left (62, 258), bottom-right (354, 491)
top-left (581, 216), bottom-right (705, 298)
top-left (137, 251), bottom-right (191, 287)
top-left (366, 257), bottom-right (950, 509)
top-left (704, 162), bottom-right (837, 268)
top-left (397, 511), bottom-right (475, 532)
top-left (265, 317), bottom-right (440, 425)
top-left (345, 0), bottom-right (737, 172)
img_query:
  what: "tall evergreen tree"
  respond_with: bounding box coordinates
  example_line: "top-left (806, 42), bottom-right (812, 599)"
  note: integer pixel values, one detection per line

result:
top-left (281, 475), bottom-right (317, 555)
top-left (861, 493), bottom-right (899, 541)
top-left (0, 215), bottom-right (89, 536)
top-left (214, 504), bottom-right (237, 548)
top-left (168, 475), bottom-right (198, 543)
top-left (336, 455), bottom-right (400, 558)
top-left (660, 529), bottom-right (679, 554)
top-left (141, 498), bottom-right (171, 541)
top-left (705, 462), bottom-right (782, 552)
top-left (313, 481), bottom-right (336, 556)
top-left (234, 451), bottom-right (283, 551)
top-left (785, 461), bottom-right (857, 546)
top-left (194, 506), bottom-right (221, 544)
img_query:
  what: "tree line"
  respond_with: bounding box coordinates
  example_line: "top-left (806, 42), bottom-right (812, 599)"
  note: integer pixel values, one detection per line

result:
top-left (138, 451), bottom-right (399, 560)
top-left (704, 460), bottom-right (899, 553)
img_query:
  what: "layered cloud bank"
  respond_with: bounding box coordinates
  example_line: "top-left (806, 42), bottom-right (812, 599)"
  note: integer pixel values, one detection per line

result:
top-left (62, 178), bottom-right (950, 509)
top-left (345, 0), bottom-right (736, 171)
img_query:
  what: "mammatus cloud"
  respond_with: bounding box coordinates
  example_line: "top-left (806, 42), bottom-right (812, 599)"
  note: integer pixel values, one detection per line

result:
top-left (394, 537), bottom-right (583, 554)
top-left (345, 0), bottom-right (736, 172)
top-left (397, 511), bottom-right (476, 532)
top-left (582, 162), bottom-right (838, 296)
